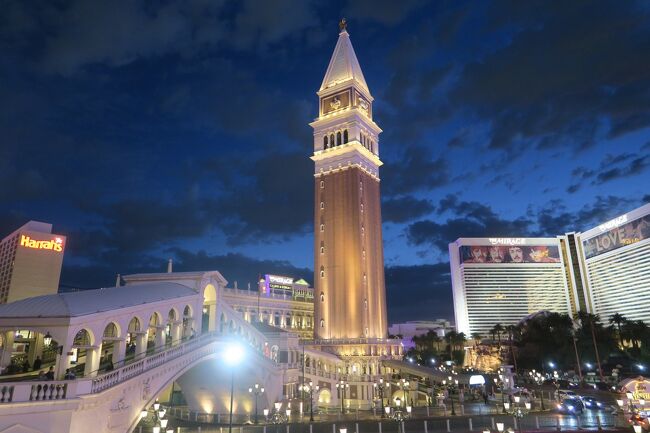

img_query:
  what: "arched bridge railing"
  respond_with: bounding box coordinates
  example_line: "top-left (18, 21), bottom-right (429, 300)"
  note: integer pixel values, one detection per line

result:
top-left (0, 331), bottom-right (267, 404)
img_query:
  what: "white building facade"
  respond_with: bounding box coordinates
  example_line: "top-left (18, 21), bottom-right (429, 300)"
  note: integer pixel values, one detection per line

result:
top-left (579, 203), bottom-right (650, 322)
top-left (450, 237), bottom-right (573, 336)
top-left (450, 203), bottom-right (650, 334)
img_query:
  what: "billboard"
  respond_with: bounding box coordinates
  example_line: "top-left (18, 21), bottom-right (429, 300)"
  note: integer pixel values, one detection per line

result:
top-left (583, 213), bottom-right (650, 259)
top-left (460, 244), bottom-right (561, 264)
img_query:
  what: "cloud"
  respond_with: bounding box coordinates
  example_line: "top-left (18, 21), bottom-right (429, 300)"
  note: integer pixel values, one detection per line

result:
top-left (386, 263), bottom-right (453, 322)
top-left (451, 1), bottom-right (650, 156)
top-left (1, 0), bottom-right (321, 75)
top-left (408, 195), bottom-right (533, 252)
top-left (382, 196), bottom-right (434, 223)
top-left (567, 152), bottom-right (649, 193)
top-left (382, 145), bottom-right (449, 195)
top-left (407, 194), bottom-right (643, 254)
top-left (344, 0), bottom-right (428, 26)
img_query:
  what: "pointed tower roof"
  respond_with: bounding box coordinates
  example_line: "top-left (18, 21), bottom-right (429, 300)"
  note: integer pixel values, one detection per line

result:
top-left (319, 27), bottom-right (369, 94)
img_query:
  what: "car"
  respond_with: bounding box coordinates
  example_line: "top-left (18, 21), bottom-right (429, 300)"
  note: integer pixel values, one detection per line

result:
top-left (556, 397), bottom-right (584, 414)
top-left (628, 414), bottom-right (650, 431)
top-left (581, 396), bottom-right (604, 410)
top-left (555, 389), bottom-right (579, 400)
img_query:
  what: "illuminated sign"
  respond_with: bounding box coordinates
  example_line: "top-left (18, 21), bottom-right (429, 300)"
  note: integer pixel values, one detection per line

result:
top-left (20, 235), bottom-right (64, 252)
top-left (460, 244), bottom-right (560, 264)
top-left (623, 378), bottom-right (650, 401)
top-left (488, 238), bottom-right (526, 246)
top-left (583, 214), bottom-right (650, 259)
top-left (598, 215), bottom-right (628, 232)
top-left (267, 275), bottom-right (293, 285)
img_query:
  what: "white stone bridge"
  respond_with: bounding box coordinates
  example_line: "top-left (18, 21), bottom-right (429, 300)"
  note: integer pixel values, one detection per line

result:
top-left (0, 271), bottom-right (377, 433)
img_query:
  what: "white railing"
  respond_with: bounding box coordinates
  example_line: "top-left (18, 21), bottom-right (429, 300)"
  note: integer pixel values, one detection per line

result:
top-left (89, 333), bottom-right (218, 393)
top-left (222, 288), bottom-right (314, 302)
top-left (0, 333), bottom-right (220, 404)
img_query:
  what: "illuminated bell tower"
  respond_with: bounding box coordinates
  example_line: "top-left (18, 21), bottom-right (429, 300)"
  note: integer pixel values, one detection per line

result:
top-left (310, 20), bottom-right (388, 341)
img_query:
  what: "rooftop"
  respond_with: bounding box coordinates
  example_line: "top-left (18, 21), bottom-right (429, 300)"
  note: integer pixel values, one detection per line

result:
top-left (0, 282), bottom-right (197, 318)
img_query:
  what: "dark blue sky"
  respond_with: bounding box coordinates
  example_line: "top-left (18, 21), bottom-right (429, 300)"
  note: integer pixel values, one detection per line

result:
top-left (1, 0), bottom-right (649, 323)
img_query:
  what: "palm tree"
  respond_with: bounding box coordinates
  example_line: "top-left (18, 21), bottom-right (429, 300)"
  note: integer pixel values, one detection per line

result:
top-left (445, 331), bottom-right (458, 358)
top-left (471, 332), bottom-right (482, 347)
top-left (609, 313), bottom-right (627, 347)
top-left (492, 324), bottom-right (504, 346)
top-left (505, 325), bottom-right (519, 372)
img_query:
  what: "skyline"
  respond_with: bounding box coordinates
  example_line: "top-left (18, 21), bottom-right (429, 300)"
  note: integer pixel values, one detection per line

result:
top-left (2, 0), bottom-right (649, 323)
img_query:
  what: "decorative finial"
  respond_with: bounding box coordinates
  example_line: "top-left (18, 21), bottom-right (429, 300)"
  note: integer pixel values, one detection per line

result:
top-left (339, 18), bottom-right (347, 32)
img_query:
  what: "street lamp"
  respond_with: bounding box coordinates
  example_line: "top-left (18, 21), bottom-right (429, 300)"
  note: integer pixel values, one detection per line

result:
top-left (223, 342), bottom-right (245, 433)
top-left (444, 376), bottom-right (457, 416)
top-left (504, 395), bottom-right (531, 433)
top-left (374, 378), bottom-right (386, 418)
top-left (141, 401), bottom-right (171, 433)
top-left (336, 380), bottom-right (349, 414)
top-left (249, 383), bottom-right (265, 424)
top-left (494, 375), bottom-right (506, 414)
top-left (301, 381), bottom-right (319, 422)
top-left (397, 378), bottom-right (410, 406)
top-left (532, 372), bottom-right (545, 410)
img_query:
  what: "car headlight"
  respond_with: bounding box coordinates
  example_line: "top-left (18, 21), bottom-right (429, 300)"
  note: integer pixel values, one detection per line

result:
top-left (585, 402), bottom-right (591, 406)
top-left (557, 404), bottom-right (562, 409)
top-left (568, 405), bottom-right (574, 411)
top-left (596, 402), bottom-right (602, 407)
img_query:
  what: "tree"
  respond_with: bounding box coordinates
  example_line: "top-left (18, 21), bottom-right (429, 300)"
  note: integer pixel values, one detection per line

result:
top-left (609, 313), bottom-right (627, 347)
top-left (471, 333), bottom-right (482, 347)
top-left (492, 324), bottom-right (504, 346)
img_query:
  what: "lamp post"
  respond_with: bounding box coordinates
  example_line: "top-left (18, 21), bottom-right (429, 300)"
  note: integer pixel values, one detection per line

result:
top-left (398, 378), bottom-right (410, 406)
top-left (503, 395), bottom-right (531, 433)
top-left (269, 402), bottom-right (288, 424)
top-left (301, 381), bottom-right (319, 422)
top-left (140, 400), bottom-right (172, 433)
top-left (532, 371), bottom-right (545, 410)
top-left (444, 376), bottom-right (457, 416)
top-left (336, 380), bottom-right (349, 414)
top-left (249, 383), bottom-right (265, 424)
top-left (223, 343), bottom-right (245, 433)
top-left (494, 375), bottom-right (507, 414)
top-left (374, 378), bottom-right (386, 418)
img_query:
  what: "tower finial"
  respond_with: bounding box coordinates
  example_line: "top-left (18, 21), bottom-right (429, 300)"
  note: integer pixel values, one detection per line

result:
top-left (339, 18), bottom-right (347, 32)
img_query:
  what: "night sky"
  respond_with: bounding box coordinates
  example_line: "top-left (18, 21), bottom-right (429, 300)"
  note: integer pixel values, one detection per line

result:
top-left (1, 1), bottom-right (649, 324)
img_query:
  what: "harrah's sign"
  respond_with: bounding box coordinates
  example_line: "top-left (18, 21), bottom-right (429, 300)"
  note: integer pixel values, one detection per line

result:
top-left (488, 238), bottom-right (526, 246)
top-left (20, 235), bottom-right (64, 252)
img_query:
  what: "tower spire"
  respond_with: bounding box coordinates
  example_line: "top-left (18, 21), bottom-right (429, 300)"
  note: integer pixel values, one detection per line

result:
top-left (319, 21), bottom-right (369, 95)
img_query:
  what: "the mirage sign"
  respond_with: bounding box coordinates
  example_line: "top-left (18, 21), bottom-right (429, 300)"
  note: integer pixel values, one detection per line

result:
top-left (583, 214), bottom-right (650, 259)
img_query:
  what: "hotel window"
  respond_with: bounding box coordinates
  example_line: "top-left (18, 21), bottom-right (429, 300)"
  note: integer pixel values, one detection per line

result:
top-left (361, 226), bottom-right (365, 236)
top-left (343, 129), bottom-right (348, 143)
top-left (336, 131), bottom-right (342, 146)
top-left (323, 135), bottom-right (328, 149)
top-left (360, 203), bottom-right (364, 212)
top-left (320, 266), bottom-right (325, 277)
top-left (320, 180), bottom-right (324, 188)
top-left (362, 250), bottom-right (366, 259)
top-left (320, 224), bottom-right (325, 232)
top-left (359, 181), bottom-right (363, 191)
top-left (320, 202), bottom-right (324, 209)
top-left (320, 292), bottom-right (325, 302)
top-left (320, 319), bottom-right (325, 328)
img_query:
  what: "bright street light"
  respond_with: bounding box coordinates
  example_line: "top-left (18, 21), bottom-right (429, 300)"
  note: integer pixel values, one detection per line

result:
top-left (223, 342), bottom-right (245, 433)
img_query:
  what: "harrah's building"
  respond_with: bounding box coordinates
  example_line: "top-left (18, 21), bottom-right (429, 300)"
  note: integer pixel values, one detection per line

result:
top-left (450, 202), bottom-right (650, 336)
top-left (0, 221), bottom-right (66, 304)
